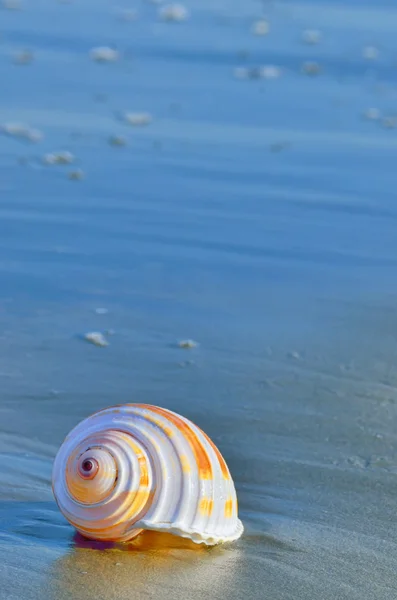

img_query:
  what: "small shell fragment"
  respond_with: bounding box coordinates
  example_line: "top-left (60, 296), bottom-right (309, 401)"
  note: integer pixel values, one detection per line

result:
top-left (90, 46), bottom-right (120, 63)
top-left (259, 65), bottom-right (281, 79)
top-left (1, 122), bottom-right (43, 142)
top-left (43, 151), bottom-right (74, 165)
top-left (178, 339), bottom-right (198, 349)
top-left (251, 20), bottom-right (269, 36)
top-left (159, 4), bottom-right (188, 22)
top-left (124, 112), bottom-right (152, 126)
top-left (84, 332), bottom-right (108, 347)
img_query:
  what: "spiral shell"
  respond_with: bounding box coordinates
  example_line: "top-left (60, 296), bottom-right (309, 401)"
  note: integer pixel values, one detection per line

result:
top-left (52, 404), bottom-right (243, 545)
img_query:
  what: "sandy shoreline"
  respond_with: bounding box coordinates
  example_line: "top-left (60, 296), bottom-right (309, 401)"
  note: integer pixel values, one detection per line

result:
top-left (1, 0), bottom-right (397, 598)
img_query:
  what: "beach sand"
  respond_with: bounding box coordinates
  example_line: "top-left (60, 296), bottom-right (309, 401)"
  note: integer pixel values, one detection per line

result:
top-left (1, 0), bottom-right (397, 598)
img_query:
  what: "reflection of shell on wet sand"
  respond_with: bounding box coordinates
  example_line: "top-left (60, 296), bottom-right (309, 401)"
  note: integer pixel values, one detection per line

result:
top-left (47, 531), bottom-right (243, 600)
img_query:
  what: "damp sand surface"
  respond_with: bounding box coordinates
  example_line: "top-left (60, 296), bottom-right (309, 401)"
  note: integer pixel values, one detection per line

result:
top-left (1, 1), bottom-right (397, 599)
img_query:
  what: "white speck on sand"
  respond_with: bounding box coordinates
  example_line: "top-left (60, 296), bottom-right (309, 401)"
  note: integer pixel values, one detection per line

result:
top-left (124, 112), bottom-right (152, 126)
top-left (1, 122), bottom-right (43, 142)
top-left (159, 4), bottom-right (188, 22)
top-left (90, 46), bottom-right (120, 63)
top-left (43, 151), bottom-right (74, 165)
top-left (259, 65), bottom-right (281, 79)
top-left (95, 308), bottom-right (108, 315)
top-left (252, 20), bottom-right (269, 36)
top-left (84, 332), bottom-right (109, 347)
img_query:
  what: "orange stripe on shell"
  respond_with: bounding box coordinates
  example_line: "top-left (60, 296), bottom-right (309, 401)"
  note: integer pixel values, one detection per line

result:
top-left (135, 405), bottom-right (213, 480)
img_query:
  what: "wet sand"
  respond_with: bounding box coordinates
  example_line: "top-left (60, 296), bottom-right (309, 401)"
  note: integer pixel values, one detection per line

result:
top-left (1, 0), bottom-right (397, 598)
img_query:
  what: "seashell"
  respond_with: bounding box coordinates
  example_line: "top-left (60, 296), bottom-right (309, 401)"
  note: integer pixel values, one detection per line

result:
top-left (52, 404), bottom-right (243, 545)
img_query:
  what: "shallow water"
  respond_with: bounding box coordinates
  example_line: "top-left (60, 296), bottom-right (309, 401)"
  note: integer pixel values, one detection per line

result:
top-left (1, 0), bottom-right (397, 598)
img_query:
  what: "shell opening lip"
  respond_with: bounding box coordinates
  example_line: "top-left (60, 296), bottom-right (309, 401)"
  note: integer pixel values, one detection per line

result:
top-left (78, 457), bottom-right (99, 480)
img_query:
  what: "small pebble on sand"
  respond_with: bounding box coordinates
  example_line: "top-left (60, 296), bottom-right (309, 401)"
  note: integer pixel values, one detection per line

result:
top-left (68, 169), bottom-right (84, 180)
top-left (178, 339), bottom-right (198, 349)
top-left (159, 4), bottom-right (188, 22)
top-left (43, 151), bottom-right (74, 165)
top-left (251, 20), bottom-right (269, 36)
top-left (90, 46), bottom-right (120, 63)
top-left (1, 122), bottom-right (43, 142)
top-left (288, 351), bottom-right (301, 360)
top-left (302, 29), bottom-right (321, 45)
top-left (109, 134), bottom-right (127, 146)
top-left (95, 307), bottom-right (108, 315)
top-left (301, 61), bottom-right (321, 76)
top-left (84, 332), bottom-right (109, 347)
top-left (124, 112), bottom-right (152, 126)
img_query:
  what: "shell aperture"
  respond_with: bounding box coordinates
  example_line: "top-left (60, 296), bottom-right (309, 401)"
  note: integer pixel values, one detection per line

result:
top-left (52, 404), bottom-right (243, 545)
